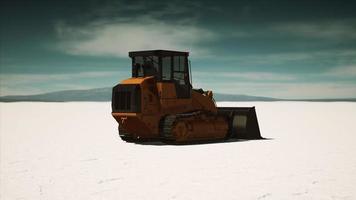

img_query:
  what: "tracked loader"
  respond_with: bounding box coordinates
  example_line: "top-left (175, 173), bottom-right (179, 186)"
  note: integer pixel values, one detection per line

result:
top-left (111, 50), bottom-right (262, 143)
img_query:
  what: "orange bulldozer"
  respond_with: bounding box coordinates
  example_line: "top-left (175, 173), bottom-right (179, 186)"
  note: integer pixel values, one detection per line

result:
top-left (112, 50), bottom-right (262, 143)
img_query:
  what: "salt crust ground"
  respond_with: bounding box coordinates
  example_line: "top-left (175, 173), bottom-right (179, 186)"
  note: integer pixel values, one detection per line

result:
top-left (1, 102), bottom-right (356, 200)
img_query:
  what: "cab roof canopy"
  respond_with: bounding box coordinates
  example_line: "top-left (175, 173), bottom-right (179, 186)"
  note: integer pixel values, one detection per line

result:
top-left (129, 50), bottom-right (189, 57)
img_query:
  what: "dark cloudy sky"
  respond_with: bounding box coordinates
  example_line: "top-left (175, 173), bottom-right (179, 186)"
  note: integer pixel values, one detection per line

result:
top-left (1, 0), bottom-right (356, 98)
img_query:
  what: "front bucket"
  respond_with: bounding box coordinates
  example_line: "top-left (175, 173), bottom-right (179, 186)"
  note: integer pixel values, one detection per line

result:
top-left (218, 107), bottom-right (262, 139)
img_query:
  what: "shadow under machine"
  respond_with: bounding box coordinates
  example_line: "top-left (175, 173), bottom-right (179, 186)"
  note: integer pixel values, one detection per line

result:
top-left (112, 50), bottom-right (262, 143)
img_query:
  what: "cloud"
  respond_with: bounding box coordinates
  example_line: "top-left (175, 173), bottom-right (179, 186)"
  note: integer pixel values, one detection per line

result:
top-left (194, 81), bottom-right (356, 99)
top-left (220, 19), bottom-right (356, 43)
top-left (89, 0), bottom-right (203, 22)
top-left (194, 71), bottom-right (297, 81)
top-left (193, 65), bottom-right (356, 98)
top-left (25, 3), bottom-right (356, 98)
top-left (0, 71), bottom-right (118, 84)
top-left (0, 71), bottom-right (123, 96)
top-left (324, 65), bottom-right (356, 77)
top-left (55, 19), bottom-right (216, 58)
top-left (54, 0), bottom-right (217, 58)
top-left (207, 49), bottom-right (356, 68)
top-left (272, 19), bottom-right (356, 40)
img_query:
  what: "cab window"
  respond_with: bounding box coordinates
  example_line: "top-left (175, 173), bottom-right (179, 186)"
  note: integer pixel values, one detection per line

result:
top-left (132, 56), bottom-right (159, 77)
top-left (162, 56), bottom-right (171, 80)
top-left (173, 56), bottom-right (187, 85)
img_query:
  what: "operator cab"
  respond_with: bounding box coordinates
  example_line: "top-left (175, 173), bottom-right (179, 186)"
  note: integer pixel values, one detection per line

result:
top-left (129, 50), bottom-right (191, 98)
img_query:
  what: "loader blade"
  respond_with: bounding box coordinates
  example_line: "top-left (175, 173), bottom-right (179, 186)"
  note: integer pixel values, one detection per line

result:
top-left (218, 107), bottom-right (262, 139)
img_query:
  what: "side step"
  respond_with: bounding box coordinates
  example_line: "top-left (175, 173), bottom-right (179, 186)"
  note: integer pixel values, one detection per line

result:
top-left (218, 107), bottom-right (262, 139)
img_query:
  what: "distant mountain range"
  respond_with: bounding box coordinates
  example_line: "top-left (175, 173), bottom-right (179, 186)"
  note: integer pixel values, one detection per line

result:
top-left (0, 87), bottom-right (355, 102)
